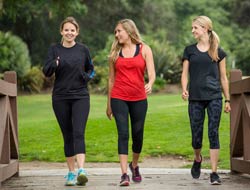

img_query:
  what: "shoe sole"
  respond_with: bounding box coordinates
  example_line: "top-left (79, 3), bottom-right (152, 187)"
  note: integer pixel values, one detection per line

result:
top-left (210, 181), bottom-right (221, 185)
top-left (77, 174), bottom-right (88, 186)
top-left (120, 181), bottom-right (130, 186)
top-left (65, 182), bottom-right (75, 186)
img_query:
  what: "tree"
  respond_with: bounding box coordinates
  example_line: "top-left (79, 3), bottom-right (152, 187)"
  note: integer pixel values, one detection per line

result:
top-left (0, 0), bottom-right (87, 65)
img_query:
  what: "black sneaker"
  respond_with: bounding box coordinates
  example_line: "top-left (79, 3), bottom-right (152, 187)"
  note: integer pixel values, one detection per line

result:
top-left (120, 173), bottom-right (130, 186)
top-left (129, 162), bottom-right (142, 182)
top-left (210, 172), bottom-right (221, 185)
top-left (191, 155), bottom-right (202, 179)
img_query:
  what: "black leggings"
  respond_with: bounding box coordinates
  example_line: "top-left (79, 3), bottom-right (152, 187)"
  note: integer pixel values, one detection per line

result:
top-left (52, 98), bottom-right (90, 157)
top-left (188, 99), bottom-right (222, 149)
top-left (111, 98), bottom-right (148, 154)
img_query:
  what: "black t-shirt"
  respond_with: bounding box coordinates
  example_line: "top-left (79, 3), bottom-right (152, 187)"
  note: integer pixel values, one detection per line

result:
top-left (182, 43), bottom-right (226, 101)
top-left (43, 42), bottom-right (94, 100)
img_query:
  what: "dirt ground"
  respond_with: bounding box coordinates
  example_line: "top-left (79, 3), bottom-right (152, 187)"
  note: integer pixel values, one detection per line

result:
top-left (19, 155), bottom-right (192, 170)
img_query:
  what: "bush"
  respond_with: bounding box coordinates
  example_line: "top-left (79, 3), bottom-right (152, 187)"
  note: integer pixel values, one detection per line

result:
top-left (0, 31), bottom-right (31, 78)
top-left (20, 66), bottom-right (44, 93)
top-left (89, 65), bottom-right (109, 94)
top-left (153, 77), bottom-right (166, 92)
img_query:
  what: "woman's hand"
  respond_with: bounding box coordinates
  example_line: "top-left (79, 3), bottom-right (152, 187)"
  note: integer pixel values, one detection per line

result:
top-left (145, 83), bottom-right (152, 94)
top-left (106, 107), bottom-right (113, 120)
top-left (224, 102), bottom-right (231, 113)
top-left (182, 90), bottom-right (189, 101)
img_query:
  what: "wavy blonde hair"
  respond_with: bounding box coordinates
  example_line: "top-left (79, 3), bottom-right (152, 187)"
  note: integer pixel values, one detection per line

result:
top-left (193, 16), bottom-right (220, 62)
top-left (108, 19), bottom-right (143, 64)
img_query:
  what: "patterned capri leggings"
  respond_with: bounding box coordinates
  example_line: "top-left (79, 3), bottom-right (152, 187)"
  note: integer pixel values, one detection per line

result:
top-left (188, 99), bottom-right (222, 149)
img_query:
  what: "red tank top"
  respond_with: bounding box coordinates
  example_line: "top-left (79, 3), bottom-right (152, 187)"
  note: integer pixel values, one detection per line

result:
top-left (111, 44), bottom-right (146, 101)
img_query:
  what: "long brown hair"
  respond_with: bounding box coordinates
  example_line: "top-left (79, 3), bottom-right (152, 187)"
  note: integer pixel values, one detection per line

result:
top-left (108, 19), bottom-right (143, 64)
top-left (193, 16), bottom-right (220, 62)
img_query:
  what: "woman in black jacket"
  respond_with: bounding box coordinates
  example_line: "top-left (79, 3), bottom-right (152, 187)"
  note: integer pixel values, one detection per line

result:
top-left (43, 16), bottom-right (94, 186)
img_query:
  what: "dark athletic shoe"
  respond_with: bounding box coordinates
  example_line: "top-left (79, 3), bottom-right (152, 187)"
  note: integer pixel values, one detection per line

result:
top-left (191, 155), bottom-right (202, 179)
top-left (129, 162), bottom-right (142, 182)
top-left (120, 173), bottom-right (130, 186)
top-left (210, 172), bottom-right (221, 185)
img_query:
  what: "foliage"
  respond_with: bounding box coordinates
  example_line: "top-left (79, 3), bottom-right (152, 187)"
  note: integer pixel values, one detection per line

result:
top-left (144, 32), bottom-right (181, 83)
top-left (0, 0), bottom-right (87, 65)
top-left (234, 31), bottom-right (250, 75)
top-left (18, 94), bottom-right (231, 169)
top-left (89, 65), bottom-right (109, 94)
top-left (231, 0), bottom-right (250, 28)
top-left (152, 77), bottom-right (166, 92)
top-left (1, 0), bottom-right (250, 88)
top-left (20, 66), bottom-right (44, 93)
top-left (0, 31), bottom-right (31, 78)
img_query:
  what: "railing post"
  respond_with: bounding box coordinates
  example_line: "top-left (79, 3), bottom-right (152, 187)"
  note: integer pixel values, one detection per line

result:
top-left (0, 71), bottom-right (19, 186)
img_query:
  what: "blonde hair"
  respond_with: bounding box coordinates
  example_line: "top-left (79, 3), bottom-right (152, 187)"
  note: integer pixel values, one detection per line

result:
top-left (60, 16), bottom-right (80, 44)
top-left (192, 16), bottom-right (220, 62)
top-left (108, 19), bottom-right (143, 64)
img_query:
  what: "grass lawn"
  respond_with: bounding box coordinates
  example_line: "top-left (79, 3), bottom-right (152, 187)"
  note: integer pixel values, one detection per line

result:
top-left (18, 93), bottom-right (231, 169)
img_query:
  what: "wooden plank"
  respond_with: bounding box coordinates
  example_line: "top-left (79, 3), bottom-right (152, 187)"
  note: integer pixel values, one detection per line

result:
top-left (0, 80), bottom-right (17, 97)
top-left (0, 116), bottom-right (10, 164)
top-left (0, 159), bottom-right (19, 183)
top-left (0, 97), bottom-right (7, 157)
top-left (4, 71), bottom-right (17, 84)
top-left (231, 78), bottom-right (250, 95)
top-left (231, 158), bottom-right (250, 174)
top-left (242, 108), bottom-right (250, 160)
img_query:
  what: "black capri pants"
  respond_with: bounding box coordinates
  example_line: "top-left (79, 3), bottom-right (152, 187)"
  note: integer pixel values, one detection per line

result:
top-left (52, 98), bottom-right (90, 157)
top-left (188, 99), bottom-right (222, 149)
top-left (111, 98), bottom-right (148, 155)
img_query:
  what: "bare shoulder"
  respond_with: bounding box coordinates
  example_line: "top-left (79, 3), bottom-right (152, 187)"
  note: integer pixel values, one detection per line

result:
top-left (142, 43), bottom-right (152, 52)
top-left (141, 43), bottom-right (152, 58)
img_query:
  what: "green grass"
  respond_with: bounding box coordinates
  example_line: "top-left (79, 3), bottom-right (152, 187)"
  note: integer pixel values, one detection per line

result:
top-left (18, 94), bottom-right (230, 169)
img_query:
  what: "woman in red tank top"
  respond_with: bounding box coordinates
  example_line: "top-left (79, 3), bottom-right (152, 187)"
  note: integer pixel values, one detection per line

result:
top-left (106, 19), bottom-right (155, 186)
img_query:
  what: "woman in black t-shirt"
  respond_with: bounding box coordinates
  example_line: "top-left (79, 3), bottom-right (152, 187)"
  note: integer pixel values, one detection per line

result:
top-left (43, 17), bottom-right (94, 186)
top-left (181, 16), bottom-right (231, 185)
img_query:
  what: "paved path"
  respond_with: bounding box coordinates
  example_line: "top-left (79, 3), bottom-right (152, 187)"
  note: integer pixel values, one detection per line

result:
top-left (2, 168), bottom-right (250, 190)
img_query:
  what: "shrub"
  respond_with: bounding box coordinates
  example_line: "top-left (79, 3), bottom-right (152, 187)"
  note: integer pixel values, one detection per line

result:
top-left (0, 31), bottom-right (31, 78)
top-left (20, 66), bottom-right (44, 93)
top-left (153, 77), bottom-right (166, 92)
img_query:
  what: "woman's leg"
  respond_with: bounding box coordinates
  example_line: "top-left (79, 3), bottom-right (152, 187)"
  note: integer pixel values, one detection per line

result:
top-left (72, 98), bottom-right (90, 169)
top-left (207, 99), bottom-right (222, 172)
top-left (128, 99), bottom-right (148, 167)
top-left (52, 99), bottom-right (75, 171)
top-left (188, 101), bottom-right (206, 178)
top-left (188, 101), bottom-right (206, 158)
top-left (111, 98), bottom-right (129, 175)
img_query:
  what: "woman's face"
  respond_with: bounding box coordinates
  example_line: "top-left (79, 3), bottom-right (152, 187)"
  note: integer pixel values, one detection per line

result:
top-left (114, 23), bottom-right (130, 44)
top-left (61, 22), bottom-right (78, 43)
top-left (191, 22), bottom-right (207, 40)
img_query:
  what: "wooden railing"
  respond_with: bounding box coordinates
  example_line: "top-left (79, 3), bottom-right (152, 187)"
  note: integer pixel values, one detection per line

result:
top-left (0, 71), bottom-right (19, 186)
top-left (230, 69), bottom-right (250, 174)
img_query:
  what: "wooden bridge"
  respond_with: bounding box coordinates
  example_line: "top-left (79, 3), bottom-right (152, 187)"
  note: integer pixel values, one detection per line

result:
top-left (0, 70), bottom-right (250, 188)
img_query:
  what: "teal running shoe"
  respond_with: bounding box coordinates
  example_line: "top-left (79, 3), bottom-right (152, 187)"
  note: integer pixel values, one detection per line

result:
top-left (64, 171), bottom-right (76, 186)
top-left (76, 168), bottom-right (88, 186)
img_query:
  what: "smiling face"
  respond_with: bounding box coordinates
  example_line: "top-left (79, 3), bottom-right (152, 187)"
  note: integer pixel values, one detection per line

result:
top-left (191, 22), bottom-right (208, 40)
top-left (114, 23), bottom-right (130, 44)
top-left (60, 22), bottom-right (79, 44)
